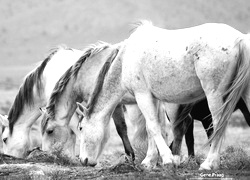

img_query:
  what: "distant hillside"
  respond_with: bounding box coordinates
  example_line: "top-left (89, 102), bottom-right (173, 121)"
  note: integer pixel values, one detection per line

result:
top-left (0, 0), bottom-right (250, 84)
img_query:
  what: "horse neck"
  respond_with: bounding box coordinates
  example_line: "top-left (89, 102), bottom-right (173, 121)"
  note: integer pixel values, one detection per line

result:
top-left (53, 82), bottom-right (80, 126)
top-left (43, 48), bottom-right (83, 100)
top-left (14, 106), bottom-right (42, 130)
top-left (51, 52), bottom-right (111, 125)
top-left (89, 53), bottom-right (126, 123)
top-left (44, 48), bottom-right (84, 125)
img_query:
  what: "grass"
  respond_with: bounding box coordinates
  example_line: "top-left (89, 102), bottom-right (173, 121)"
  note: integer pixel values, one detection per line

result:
top-left (220, 146), bottom-right (250, 170)
top-left (179, 153), bottom-right (205, 170)
top-left (27, 144), bottom-right (79, 166)
top-left (179, 146), bottom-right (250, 171)
top-left (1, 0), bottom-right (250, 82)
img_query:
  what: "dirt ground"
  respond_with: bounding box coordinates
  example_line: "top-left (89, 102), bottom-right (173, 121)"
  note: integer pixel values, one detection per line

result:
top-left (1, 120), bottom-right (250, 180)
top-left (0, 149), bottom-right (250, 180)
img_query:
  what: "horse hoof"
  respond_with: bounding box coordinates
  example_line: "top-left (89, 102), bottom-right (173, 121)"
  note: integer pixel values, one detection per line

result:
top-left (199, 164), bottom-right (211, 170)
top-left (200, 157), bottom-right (220, 170)
top-left (162, 153), bottom-right (173, 165)
top-left (199, 161), bottom-right (212, 170)
top-left (181, 154), bottom-right (188, 163)
top-left (141, 159), bottom-right (156, 169)
top-left (172, 155), bottom-right (181, 167)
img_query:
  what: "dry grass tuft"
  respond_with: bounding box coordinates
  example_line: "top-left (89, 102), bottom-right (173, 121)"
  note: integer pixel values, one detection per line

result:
top-left (220, 146), bottom-right (250, 170)
top-left (179, 153), bottom-right (205, 170)
top-left (27, 144), bottom-right (80, 166)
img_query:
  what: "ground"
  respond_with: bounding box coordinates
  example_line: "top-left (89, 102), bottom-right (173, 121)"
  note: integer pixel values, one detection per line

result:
top-left (0, 119), bottom-right (250, 180)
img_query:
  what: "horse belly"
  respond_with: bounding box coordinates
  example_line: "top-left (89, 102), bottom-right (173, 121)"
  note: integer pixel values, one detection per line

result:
top-left (143, 56), bottom-right (204, 104)
top-left (149, 71), bottom-right (204, 104)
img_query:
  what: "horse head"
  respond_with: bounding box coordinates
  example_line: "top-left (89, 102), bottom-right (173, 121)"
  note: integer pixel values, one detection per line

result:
top-left (40, 107), bottom-right (77, 158)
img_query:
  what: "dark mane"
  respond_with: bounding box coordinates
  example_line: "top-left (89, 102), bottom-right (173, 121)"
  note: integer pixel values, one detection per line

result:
top-left (86, 48), bottom-right (119, 115)
top-left (42, 42), bottom-right (110, 134)
top-left (8, 46), bottom-right (66, 134)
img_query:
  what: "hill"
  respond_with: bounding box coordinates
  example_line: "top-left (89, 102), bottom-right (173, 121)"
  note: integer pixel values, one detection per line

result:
top-left (0, 0), bottom-right (250, 85)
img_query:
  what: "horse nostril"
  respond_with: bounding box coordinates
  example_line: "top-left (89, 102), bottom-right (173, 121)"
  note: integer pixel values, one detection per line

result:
top-left (80, 158), bottom-right (88, 166)
top-left (3, 138), bottom-right (7, 144)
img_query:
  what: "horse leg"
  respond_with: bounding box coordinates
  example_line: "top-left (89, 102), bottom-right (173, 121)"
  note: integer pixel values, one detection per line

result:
top-left (166, 103), bottom-right (193, 163)
top-left (124, 104), bottom-right (148, 160)
top-left (112, 104), bottom-right (135, 161)
top-left (198, 89), bottom-right (225, 170)
top-left (237, 97), bottom-right (250, 126)
top-left (158, 102), bottom-right (170, 146)
top-left (135, 93), bottom-right (173, 168)
top-left (171, 114), bottom-right (193, 165)
top-left (184, 115), bottom-right (195, 157)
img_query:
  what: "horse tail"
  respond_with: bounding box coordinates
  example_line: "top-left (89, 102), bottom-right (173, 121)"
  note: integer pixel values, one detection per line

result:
top-left (206, 35), bottom-right (250, 147)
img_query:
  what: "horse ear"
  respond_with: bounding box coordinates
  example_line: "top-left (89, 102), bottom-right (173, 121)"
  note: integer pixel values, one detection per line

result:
top-left (39, 107), bottom-right (46, 115)
top-left (0, 114), bottom-right (9, 127)
top-left (76, 102), bottom-right (89, 117)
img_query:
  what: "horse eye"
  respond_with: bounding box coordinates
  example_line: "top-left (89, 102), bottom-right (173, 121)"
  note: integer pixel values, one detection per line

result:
top-left (46, 129), bottom-right (54, 135)
top-left (3, 137), bottom-right (7, 144)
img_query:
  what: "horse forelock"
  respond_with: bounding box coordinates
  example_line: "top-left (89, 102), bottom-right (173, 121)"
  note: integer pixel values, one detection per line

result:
top-left (8, 47), bottom-right (63, 134)
top-left (45, 41), bottom-right (111, 125)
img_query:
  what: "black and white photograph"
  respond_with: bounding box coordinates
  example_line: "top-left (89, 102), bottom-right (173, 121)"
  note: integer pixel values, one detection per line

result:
top-left (0, 0), bottom-right (250, 179)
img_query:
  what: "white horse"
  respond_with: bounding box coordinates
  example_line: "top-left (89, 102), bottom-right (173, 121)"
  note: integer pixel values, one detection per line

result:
top-left (2, 46), bottom-right (83, 157)
top-left (76, 21), bottom-right (250, 170)
top-left (1, 114), bottom-right (42, 154)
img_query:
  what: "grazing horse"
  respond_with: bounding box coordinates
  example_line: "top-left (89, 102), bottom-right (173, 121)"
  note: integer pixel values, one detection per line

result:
top-left (1, 114), bottom-right (43, 154)
top-left (76, 21), bottom-right (250, 170)
top-left (169, 97), bottom-right (250, 158)
top-left (1, 46), bottom-right (84, 157)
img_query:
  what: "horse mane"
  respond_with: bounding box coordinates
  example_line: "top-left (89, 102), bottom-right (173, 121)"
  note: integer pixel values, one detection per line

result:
top-left (8, 46), bottom-right (67, 134)
top-left (85, 48), bottom-right (119, 116)
top-left (129, 20), bottom-right (153, 33)
top-left (42, 41), bottom-right (111, 135)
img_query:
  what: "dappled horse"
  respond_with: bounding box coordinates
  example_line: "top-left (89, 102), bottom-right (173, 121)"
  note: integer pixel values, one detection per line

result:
top-left (76, 21), bottom-right (250, 170)
top-left (169, 97), bottom-right (250, 158)
top-left (1, 46), bottom-right (85, 158)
